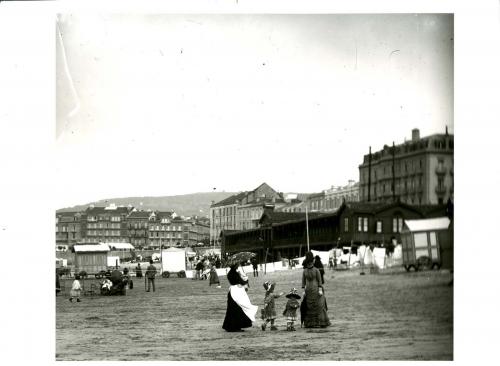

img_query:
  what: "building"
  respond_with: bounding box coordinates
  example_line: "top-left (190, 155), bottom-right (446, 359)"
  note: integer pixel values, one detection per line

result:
top-left (146, 211), bottom-right (209, 248)
top-left (323, 180), bottom-right (360, 212)
top-left (359, 128), bottom-right (454, 205)
top-left (56, 211), bottom-right (83, 249)
top-left (126, 210), bottom-right (151, 249)
top-left (210, 183), bottom-right (284, 245)
top-left (305, 192), bottom-right (324, 212)
top-left (148, 211), bottom-right (177, 249)
top-left (81, 204), bottom-right (132, 244)
top-left (221, 201), bottom-right (449, 262)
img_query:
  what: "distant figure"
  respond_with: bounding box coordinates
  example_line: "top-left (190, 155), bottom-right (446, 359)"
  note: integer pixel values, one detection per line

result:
top-left (195, 259), bottom-right (205, 280)
top-left (123, 267), bottom-right (133, 289)
top-left (135, 263), bottom-right (143, 278)
top-left (215, 256), bottom-right (221, 269)
top-left (56, 271), bottom-right (61, 295)
top-left (69, 275), bottom-right (82, 302)
top-left (145, 260), bottom-right (157, 292)
top-left (209, 264), bottom-right (221, 288)
top-left (314, 255), bottom-right (325, 284)
top-left (251, 257), bottom-right (259, 277)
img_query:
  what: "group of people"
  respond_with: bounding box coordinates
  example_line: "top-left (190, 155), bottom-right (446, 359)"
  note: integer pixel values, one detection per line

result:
top-left (222, 251), bottom-right (331, 332)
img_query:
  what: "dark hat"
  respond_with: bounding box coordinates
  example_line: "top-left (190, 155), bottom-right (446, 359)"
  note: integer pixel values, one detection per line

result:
top-left (263, 281), bottom-right (275, 292)
top-left (286, 288), bottom-right (301, 299)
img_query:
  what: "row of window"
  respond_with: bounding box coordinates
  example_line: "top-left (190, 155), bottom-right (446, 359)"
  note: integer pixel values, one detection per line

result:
top-left (86, 223), bottom-right (121, 229)
top-left (87, 230), bottom-right (121, 236)
top-left (84, 238), bottom-right (124, 243)
top-left (343, 216), bottom-right (404, 233)
top-left (149, 232), bottom-right (183, 239)
top-left (149, 225), bottom-right (183, 231)
top-left (86, 216), bottom-right (122, 222)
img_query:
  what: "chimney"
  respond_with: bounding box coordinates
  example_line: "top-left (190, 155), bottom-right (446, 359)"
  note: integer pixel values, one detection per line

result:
top-left (412, 128), bottom-right (420, 142)
top-left (445, 125), bottom-right (449, 136)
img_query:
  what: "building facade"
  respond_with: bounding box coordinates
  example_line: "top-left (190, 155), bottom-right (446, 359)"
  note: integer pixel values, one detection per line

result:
top-left (210, 183), bottom-right (284, 245)
top-left (222, 201), bottom-right (450, 262)
top-left (126, 210), bottom-right (151, 249)
top-left (56, 212), bottom-right (83, 249)
top-left (81, 204), bottom-right (131, 244)
top-left (324, 180), bottom-right (360, 212)
top-left (359, 128), bottom-right (454, 205)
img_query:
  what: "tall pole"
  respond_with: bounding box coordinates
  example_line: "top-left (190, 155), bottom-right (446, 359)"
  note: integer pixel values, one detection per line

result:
top-left (368, 146), bottom-right (372, 202)
top-left (392, 141), bottom-right (396, 202)
top-left (305, 204), bottom-right (310, 252)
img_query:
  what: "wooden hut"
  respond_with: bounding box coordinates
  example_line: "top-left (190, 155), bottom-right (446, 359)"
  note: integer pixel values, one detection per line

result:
top-left (401, 217), bottom-right (452, 271)
top-left (73, 243), bottom-right (110, 275)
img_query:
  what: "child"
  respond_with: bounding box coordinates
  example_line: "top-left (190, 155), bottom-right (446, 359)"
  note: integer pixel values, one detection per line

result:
top-left (283, 288), bottom-right (301, 331)
top-left (208, 263), bottom-right (221, 288)
top-left (261, 281), bottom-right (284, 331)
top-left (69, 274), bottom-right (82, 302)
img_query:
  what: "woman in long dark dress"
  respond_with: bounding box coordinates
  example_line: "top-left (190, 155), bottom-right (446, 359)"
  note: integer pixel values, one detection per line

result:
top-left (222, 263), bottom-right (258, 332)
top-left (301, 251), bottom-right (329, 328)
top-left (314, 255), bottom-right (325, 284)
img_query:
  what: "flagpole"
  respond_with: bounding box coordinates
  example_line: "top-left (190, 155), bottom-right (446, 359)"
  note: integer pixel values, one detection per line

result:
top-left (306, 205), bottom-right (310, 252)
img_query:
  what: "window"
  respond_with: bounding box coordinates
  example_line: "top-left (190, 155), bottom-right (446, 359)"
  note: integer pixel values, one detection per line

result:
top-left (376, 220), bottom-right (382, 233)
top-left (363, 218), bottom-right (368, 232)
top-left (111, 216), bottom-right (120, 222)
top-left (358, 217), bottom-right (362, 232)
top-left (393, 217), bottom-right (403, 233)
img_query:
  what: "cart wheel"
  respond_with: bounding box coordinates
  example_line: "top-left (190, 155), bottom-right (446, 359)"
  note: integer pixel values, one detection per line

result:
top-left (162, 271), bottom-right (170, 278)
top-left (177, 270), bottom-right (186, 278)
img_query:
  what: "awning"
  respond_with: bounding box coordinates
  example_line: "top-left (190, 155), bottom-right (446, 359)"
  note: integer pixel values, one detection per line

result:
top-left (404, 217), bottom-right (451, 232)
top-left (74, 243), bottom-right (110, 253)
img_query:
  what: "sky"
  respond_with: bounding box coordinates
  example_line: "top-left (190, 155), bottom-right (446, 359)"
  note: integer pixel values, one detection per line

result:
top-left (56, 13), bottom-right (453, 208)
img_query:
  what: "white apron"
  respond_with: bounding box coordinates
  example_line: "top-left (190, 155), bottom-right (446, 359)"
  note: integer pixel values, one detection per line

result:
top-left (229, 285), bottom-right (258, 322)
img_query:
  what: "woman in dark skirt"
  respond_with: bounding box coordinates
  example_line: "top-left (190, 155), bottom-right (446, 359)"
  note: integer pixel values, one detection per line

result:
top-left (222, 263), bottom-right (258, 332)
top-left (301, 251), bottom-right (330, 328)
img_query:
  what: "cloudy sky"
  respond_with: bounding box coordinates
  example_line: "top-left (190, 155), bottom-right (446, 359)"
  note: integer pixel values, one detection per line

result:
top-left (56, 14), bottom-right (453, 208)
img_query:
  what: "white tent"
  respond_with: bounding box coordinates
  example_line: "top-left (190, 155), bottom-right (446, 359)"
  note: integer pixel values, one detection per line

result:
top-left (373, 247), bottom-right (387, 269)
top-left (161, 247), bottom-right (186, 273)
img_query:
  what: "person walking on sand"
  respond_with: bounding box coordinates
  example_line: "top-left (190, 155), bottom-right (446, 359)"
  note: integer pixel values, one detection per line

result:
top-left (251, 256), bottom-right (259, 277)
top-left (135, 263), bottom-right (143, 278)
top-left (314, 255), bottom-right (325, 284)
top-left (145, 259), bottom-right (157, 292)
top-left (209, 263), bottom-right (221, 288)
top-left (69, 274), bottom-right (82, 302)
top-left (261, 281), bottom-right (284, 331)
top-left (283, 288), bottom-right (301, 331)
top-left (301, 251), bottom-right (325, 328)
top-left (222, 262), bottom-right (258, 332)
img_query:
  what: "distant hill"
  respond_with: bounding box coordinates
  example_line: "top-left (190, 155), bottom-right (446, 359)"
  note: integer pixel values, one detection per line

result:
top-left (56, 192), bottom-right (237, 217)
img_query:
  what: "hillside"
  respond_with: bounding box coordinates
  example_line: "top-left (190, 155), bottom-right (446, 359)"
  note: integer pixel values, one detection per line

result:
top-left (56, 192), bottom-right (237, 217)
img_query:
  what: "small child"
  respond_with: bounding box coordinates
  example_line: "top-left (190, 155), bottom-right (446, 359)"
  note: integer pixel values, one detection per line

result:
top-left (69, 275), bottom-right (82, 302)
top-left (261, 281), bottom-right (284, 331)
top-left (283, 288), bottom-right (301, 331)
